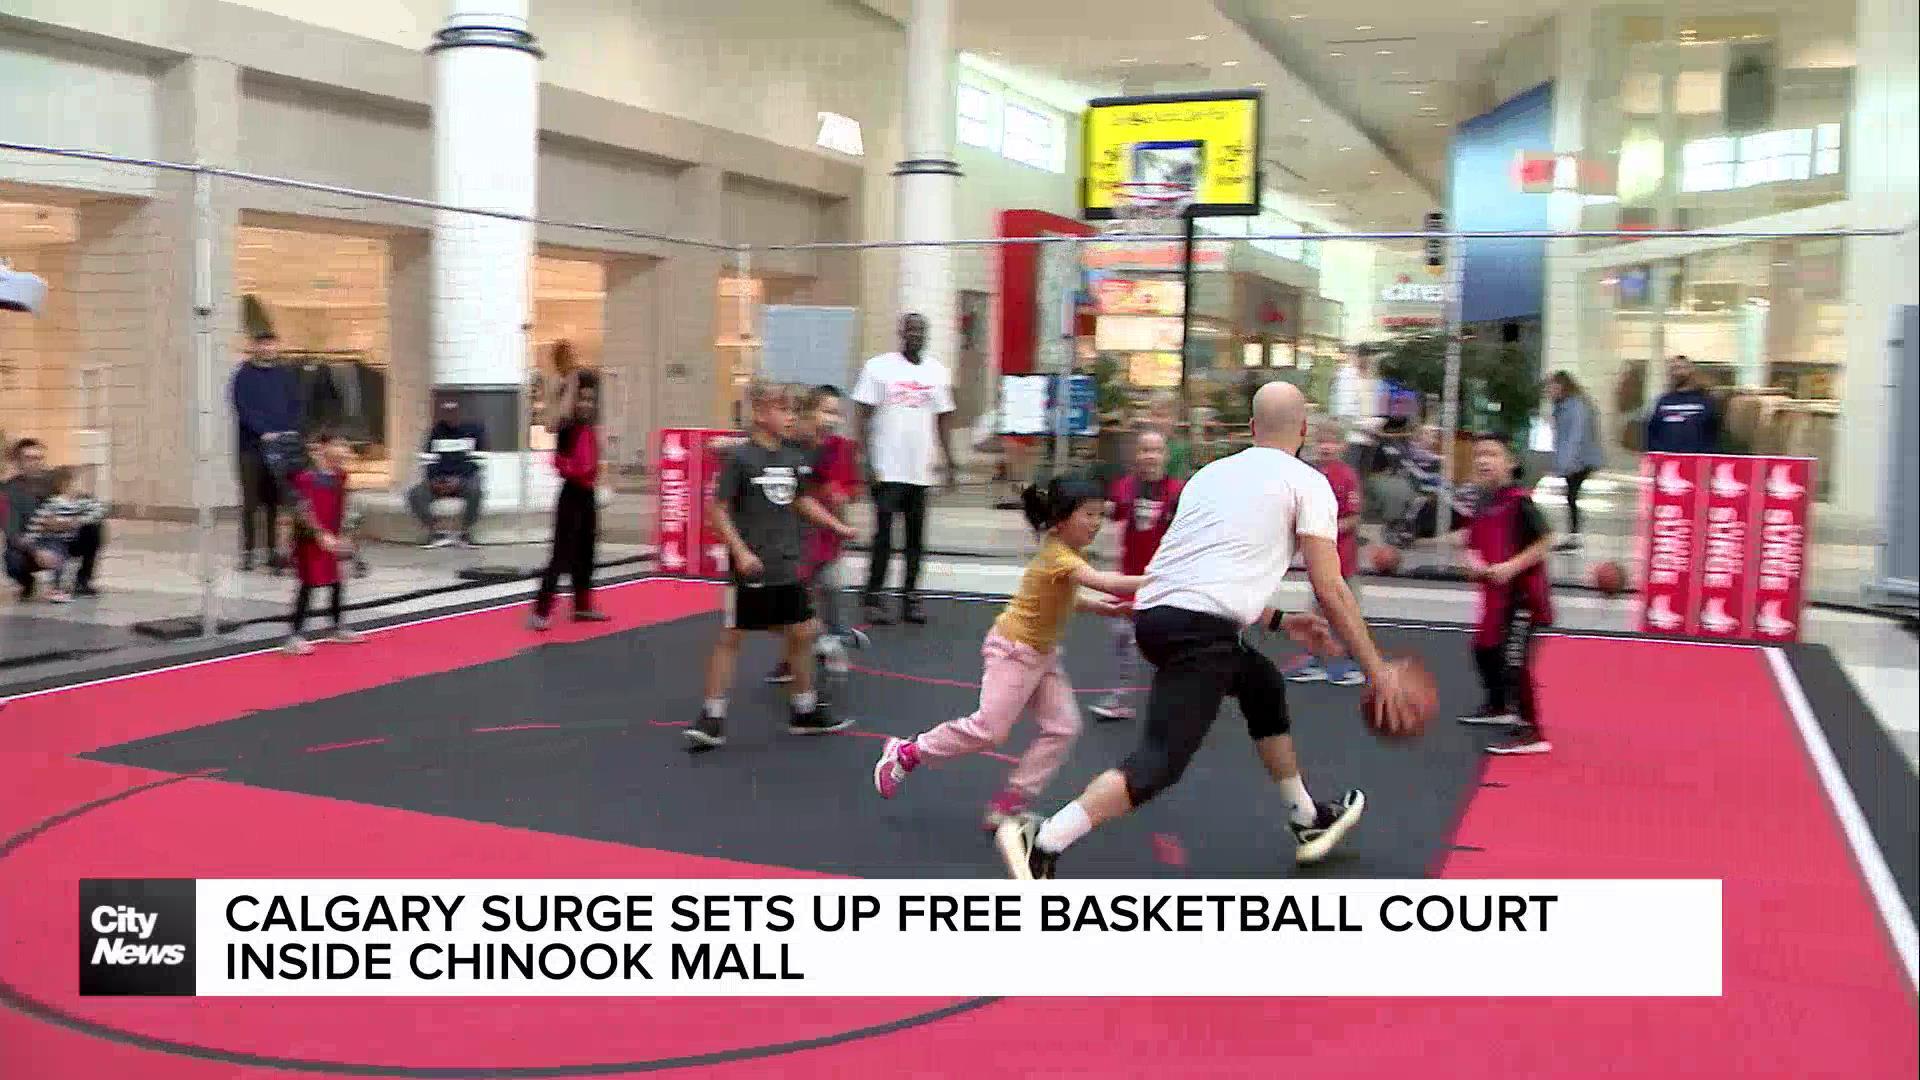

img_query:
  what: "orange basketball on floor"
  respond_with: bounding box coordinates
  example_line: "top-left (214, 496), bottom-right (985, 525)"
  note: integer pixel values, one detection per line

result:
top-left (1369, 545), bottom-right (1403, 576)
top-left (1591, 560), bottom-right (1626, 595)
top-left (1362, 657), bottom-right (1437, 740)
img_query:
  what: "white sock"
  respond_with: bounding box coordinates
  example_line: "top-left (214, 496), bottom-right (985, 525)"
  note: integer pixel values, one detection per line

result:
top-left (1035, 802), bottom-right (1092, 854)
top-left (791, 690), bottom-right (816, 714)
top-left (1280, 775), bottom-right (1317, 827)
top-left (703, 697), bottom-right (727, 719)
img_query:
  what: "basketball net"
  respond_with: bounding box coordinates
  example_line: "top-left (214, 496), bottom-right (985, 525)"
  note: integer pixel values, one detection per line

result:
top-left (1107, 181), bottom-right (1194, 236)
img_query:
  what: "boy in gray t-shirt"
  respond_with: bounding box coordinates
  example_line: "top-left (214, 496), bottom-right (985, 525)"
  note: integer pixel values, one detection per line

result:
top-left (690, 382), bottom-right (858, 749)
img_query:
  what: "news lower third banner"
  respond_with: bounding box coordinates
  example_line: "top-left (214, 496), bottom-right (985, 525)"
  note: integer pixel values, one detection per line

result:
top-left (81, 878), bottom-right (1724, 997)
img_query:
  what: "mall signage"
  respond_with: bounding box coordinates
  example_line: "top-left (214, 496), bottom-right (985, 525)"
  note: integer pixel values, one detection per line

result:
top-left (655, 428), bottom-right (742, 578)
top-left (1082, 242), bottom-right (1228, 273)
top-left (1635, 453), bottom-right (1813, 641)
top-left (1380, 279), bottom-right (1446, 304)
top-left (1094, 278), bottom-right (1185, 316)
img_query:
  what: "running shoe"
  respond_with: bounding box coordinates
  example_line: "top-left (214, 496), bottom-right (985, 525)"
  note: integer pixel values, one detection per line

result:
top-left (901, 596), bottom-right (927, 625)
top-left (995, 813), bottom-right (1058, 880)
top-left (873, 737), bottom-right (915, 798)
top-left (765, 661), bottom-right (794, 685)
top-left (1486, 730), bottom-right (1552, 755)
top-left (844, 626), bottom-right (872, 650)
top-left (789, 703), bottom-right (853, 736)
top-left (1290, 788), bottom-right (1366, 865)
top-left (1286, 662), bottom-right (1328, 683)
top-left (326, 627), bottom-right (366, 644)
top-left (981, 790), bottom-right (1026, 832)
top-left (1326, 664), bottom-right (1366, 688)
top-left (573, 610), bottom-right (612, 623)
top-left (1457, 710), bottom-right (1519, 726)
top-left (282, 636), bottom-right (314, 656)
top-left (685, 712), bottom-right (725, 749)
top-left (1088, 696), bottom-right (1134, 722)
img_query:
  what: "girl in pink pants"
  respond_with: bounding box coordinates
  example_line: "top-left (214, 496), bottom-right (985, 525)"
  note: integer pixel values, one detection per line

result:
top-left (872, 476), bottom-right (1146, 829)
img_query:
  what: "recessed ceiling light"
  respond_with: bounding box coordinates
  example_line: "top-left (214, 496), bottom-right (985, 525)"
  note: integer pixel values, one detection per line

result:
top-left (1369, 169), bottom-right (1380, 175)
top-left (1318, 188), bottom-right (1331, 194)
top-left (1189, 33), bottom-right (1209, 41)
top-left (1392, 70), bottom-right (1410, 75)
top-left (1355, 25), bottom-right (1374, 31)
top-left (1376, 49), bottom-right (1393, 56)
top-left (1118, 56), bottom-right (1138, 63)
top-left (1329, 51), bottom-right (1344, 57)
top-left (1338, 146), bottom-right (1353, 152)
top-left (1408, 89), bottom-right (1424, 95)
top-left (1393, 191), bottom-right (1406, 195)
top-left (1473, 19), bottom-right (1489, 26)
top-left (1420, 105), bottom-right (1439, 112)
top-left (1289, 13), bottom-right (1306, 19)
top-left (1251, 81), bottom-right (1267, 88)
top-left (1222, 59), bottom-right (1241, 67)
top-left (1434, 121), bottom-right (1448, 127)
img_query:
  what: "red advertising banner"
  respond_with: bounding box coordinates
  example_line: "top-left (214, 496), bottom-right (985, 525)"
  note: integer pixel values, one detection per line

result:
top-left (1633, 453), bottom-right (1815, 641)
top-left (1637, 454), bottom-right (1705, 635)
top-left (1750, 457), bottom-right (1814, 642)
top-left (1695, 456), bottom-right (1760, 639)
top-left (653, 428), bottom-right (740, 578)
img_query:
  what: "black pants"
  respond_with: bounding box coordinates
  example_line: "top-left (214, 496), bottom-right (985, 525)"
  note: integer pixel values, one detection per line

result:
top-left (6, 522), bottom-right (104, 597)
top-left (1563, 468), bottom-right (1592, 534)
top-left (535, 483), bottom-right (598, 617)
top-left (1119, 606), bottom-right (1292, 807)
top-left (237, 446), bottom-right (283, 559)
top-left (408, 475), bottom-right (483, 535)
top-left (1474, 603), bottom-right (1541, 729)
top-left (292, 582), bottom-right (343, 634)
top-left (863, 482), bottom-right (928, 601)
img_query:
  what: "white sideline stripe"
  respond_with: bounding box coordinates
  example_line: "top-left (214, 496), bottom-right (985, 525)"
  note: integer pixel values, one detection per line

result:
top-left (2, 575), bottom-right (679, 704)
top-left (1765, 647), bottom-right (1920, 990)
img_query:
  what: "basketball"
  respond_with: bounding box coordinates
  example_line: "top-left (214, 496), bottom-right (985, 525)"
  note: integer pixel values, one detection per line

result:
top-left (1362, 657), bottom-right (1438, 740)
top-left (1369, 545), bottom-right (1402, 576)
top-left (1591, 560), bottom-right (1626, 595)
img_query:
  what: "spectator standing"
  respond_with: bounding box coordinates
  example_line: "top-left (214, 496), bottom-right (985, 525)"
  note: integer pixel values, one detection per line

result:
top-left (852, 312), bottom-right (956, 626)
top-left (408, 396), bottom-right (487, 547)
top-left (1644, 355), bottom-right (1720, 454)
top-left (1547, 371), bottom-right (1604, 549)
top-left (231, 330), bottom-right (303, 571)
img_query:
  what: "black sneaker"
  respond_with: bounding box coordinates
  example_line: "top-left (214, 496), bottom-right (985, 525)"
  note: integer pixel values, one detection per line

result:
top-left (572, 610), bottom-right (612, 623)
top-left (861, 598), bottom-right (893, 626)
top-left (901, 597), bottom-right (927, 625)
top-left (1290, 788), bottom-right (1366, 865)
top-left (685, 712), bottom-right (726, 749)
top-left (765, 662), bottom-right (794, 685)
top-left (789, 703), bottom-right (853, 736)
top-left (995, 814), bottom-right (1058, 880)
top-left (1458, 710), bottom-right (1520, 727)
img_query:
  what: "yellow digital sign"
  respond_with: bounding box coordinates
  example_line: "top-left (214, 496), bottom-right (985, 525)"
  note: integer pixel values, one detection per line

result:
top-left (1081, 90), bottom-right (1262, 220)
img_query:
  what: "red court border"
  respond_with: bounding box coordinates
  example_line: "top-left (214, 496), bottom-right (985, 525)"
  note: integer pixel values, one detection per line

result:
top-left (0, 576), bottom-right (1912, 1068)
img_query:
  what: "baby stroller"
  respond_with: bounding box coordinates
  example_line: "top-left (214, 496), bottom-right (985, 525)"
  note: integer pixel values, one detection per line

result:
top-left (1382, 448), bottom-right (1480, 549)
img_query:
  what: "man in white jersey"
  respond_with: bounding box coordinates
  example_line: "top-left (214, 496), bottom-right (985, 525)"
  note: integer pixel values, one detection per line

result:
top-left (997, 381), bottom-right (1424, 879)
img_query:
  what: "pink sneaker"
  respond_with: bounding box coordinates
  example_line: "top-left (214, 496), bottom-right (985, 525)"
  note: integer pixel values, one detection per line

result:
top-left (981, 790), bottom-right (1027, 832)
top-left (873, 738), bottom-right (917, 798)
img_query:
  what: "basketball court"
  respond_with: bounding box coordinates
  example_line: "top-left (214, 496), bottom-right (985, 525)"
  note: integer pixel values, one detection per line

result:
top-left (2, 575), bottom-right (1914, 1078)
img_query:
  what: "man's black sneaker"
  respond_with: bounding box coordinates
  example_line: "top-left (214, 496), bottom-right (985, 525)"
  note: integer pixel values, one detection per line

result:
top-left (1290, 788), bottom-right (1366, 865)
top-left (861, 599), bottom-right (894, 626)
top-left (765, 662), bottom-right (793, 684)
top-left (901, 597), bottom-right (927, 625)
top-left (995, 813), bottom-right (1059, 880)
top-left (685, 712), bottom-right (726, 749)
top-left (789, 704), bottom-right (853, 736)
top-left (572, 610), bottom-right (612, 623)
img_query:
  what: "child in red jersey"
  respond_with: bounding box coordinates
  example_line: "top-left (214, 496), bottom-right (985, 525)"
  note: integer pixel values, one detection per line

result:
top-left (530, 371), bottom-right (609, 630)
top-left (1455, 435), bottom-right (1555, 755)
top-left (1287, 418), bottom-right (1366, 686)
top-left (1089, 429), bottom-right (1183, 721)
top-left (284, 431), bottom-right (365, 655)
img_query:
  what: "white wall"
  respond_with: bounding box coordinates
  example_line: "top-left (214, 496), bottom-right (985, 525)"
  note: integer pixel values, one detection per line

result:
top-left (0, 32), bottom-right (161, 197)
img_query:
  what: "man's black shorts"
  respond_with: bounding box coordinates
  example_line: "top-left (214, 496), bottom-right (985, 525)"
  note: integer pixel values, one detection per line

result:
top-left (725, 580), bottom-right (813, 631)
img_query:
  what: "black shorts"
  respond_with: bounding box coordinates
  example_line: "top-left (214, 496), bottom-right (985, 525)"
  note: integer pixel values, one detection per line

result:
top-left (724, 580), bottom-right (813, 632)
top-left (1118, 605), bottom-right (1291, 805)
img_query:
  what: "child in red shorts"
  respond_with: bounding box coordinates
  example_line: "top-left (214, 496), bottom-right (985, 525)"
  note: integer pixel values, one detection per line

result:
top-left (1089, 429), bottom-right (1183, 721)
top-left (1287, 418), bottom-right (1366, 686)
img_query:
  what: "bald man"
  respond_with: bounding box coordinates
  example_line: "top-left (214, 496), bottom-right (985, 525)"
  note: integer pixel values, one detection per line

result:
top-left (998, 382), bottom-right (1418, 879)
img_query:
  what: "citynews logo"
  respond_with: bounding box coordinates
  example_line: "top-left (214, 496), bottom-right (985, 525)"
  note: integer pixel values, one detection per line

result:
top-left (79, 879), bottom-right (197, 996)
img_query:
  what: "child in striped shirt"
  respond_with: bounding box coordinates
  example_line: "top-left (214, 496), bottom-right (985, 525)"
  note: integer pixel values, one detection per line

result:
top-left (22, 467), bottom-right (105, 603)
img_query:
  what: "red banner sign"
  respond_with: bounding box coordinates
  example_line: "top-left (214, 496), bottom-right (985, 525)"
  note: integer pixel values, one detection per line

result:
top-left (654, 428), bottom-right (739, 578)
top-left (1634, 453), bottom-right (1814, 641)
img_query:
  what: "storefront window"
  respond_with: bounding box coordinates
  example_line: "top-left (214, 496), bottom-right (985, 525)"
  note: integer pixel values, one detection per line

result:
top-left (1582, 236), bottom-right (1842, 497)
top-left (1582, 6), bottom-right (1854, 237)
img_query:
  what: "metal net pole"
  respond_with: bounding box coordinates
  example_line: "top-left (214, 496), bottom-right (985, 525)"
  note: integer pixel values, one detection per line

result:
top-left (190, 168), bottom-right (219, 638)
top-left (1435, 232), bottom-right (1467, 545)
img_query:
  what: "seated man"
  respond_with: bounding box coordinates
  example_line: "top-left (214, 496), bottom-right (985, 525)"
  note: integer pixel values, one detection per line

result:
top-left (407, 397), bottom-right (486, 548)
top-left (4, 439), bottom-right (106, 600)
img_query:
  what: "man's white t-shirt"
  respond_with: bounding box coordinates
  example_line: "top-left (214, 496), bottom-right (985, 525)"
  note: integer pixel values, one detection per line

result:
top-left (1136, 446), bottom-right (1340, 628)
top-left (852, 351), bottom-right (955, 487)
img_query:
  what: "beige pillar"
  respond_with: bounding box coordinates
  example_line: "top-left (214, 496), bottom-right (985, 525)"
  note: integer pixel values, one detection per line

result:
top-left (655, 164), bottom-right (725, 429)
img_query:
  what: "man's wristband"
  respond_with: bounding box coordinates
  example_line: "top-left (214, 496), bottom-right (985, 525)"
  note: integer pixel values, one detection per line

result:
top-left (1267, 609), bottom-right (1287, 634)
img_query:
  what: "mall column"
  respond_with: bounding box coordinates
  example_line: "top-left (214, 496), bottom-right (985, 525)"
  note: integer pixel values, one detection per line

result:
top-left (429, 2), bottom-right (546, 523)
top-left (894, 0), bottom-right (959, 365)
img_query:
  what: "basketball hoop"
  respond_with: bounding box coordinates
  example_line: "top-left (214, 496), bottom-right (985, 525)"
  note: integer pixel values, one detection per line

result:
top-left (1112, 181), bottom-right (1195, 224)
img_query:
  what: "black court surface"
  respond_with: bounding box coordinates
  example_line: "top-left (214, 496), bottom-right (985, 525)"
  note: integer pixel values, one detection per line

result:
top-left (1, 576), bottom-right (1914, 1079)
